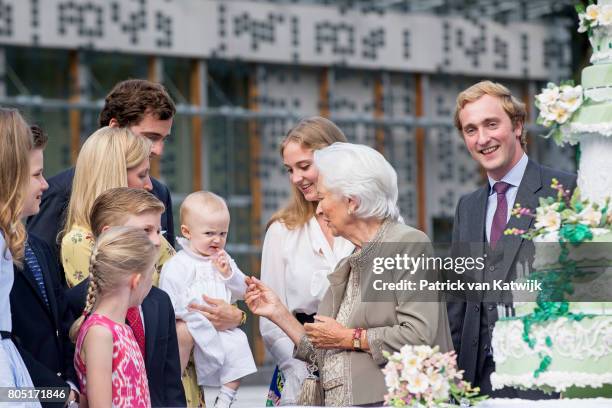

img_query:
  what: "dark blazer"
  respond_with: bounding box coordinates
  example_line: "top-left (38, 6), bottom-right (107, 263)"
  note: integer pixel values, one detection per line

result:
top-left (26, 167), bottom-right (176, 257)
top-left (447, 159), bottom-right (576, 394)
top-left (66, 280), bottom-right (186, 407)
top-left (10, 234), bottom-right (77, 408)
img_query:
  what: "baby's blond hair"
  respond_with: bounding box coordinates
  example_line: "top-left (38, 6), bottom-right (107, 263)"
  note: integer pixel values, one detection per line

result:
top-left (180, 191), bottom-right (229, 227)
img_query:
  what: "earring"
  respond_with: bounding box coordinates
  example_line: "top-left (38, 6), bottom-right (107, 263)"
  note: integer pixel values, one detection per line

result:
top-left (348, 208), bottom-right (353, 215)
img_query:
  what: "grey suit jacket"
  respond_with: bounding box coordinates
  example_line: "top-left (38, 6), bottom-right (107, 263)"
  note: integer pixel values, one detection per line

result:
top-left (295, 220), bottom-right (453, 406)
top-left (447, 159), bottom-right (576, 386)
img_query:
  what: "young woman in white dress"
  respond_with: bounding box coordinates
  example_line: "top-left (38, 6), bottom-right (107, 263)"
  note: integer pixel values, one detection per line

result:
top-left (260, 116), bottom-right (354, 405)
top-left (0, 108), bottom-right (41, 408)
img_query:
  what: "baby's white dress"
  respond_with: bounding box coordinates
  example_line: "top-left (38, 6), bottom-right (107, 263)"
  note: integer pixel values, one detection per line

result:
top-left (159, 238), bottom-right (256, 386)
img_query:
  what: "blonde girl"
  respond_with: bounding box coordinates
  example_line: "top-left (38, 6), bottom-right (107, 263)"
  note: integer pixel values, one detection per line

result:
top-left (61, 126), bottom-right (156, 287)
top-left (0, 107), bottom-right (41, 407)
top-left (260, 116), bottom-right (355, 405)
top-left (70, 226), bottom-right (157, 408)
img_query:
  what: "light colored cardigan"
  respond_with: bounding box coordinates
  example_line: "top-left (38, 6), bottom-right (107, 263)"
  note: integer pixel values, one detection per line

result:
top-left (294, 220), bottom-right (453, 406)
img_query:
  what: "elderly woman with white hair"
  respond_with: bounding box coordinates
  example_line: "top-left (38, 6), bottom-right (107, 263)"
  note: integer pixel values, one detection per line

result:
top-left (245, 142), bottom-right (453, 406)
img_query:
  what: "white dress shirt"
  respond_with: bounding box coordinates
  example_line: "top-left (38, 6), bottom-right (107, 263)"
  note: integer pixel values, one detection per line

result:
top-left (485, 153), bottom-right (529, 243)
top-left (259, 217), bottom-right (354, 404)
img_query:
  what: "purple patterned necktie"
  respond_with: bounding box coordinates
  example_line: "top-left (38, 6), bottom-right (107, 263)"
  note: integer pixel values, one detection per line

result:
top-left (490, 181), bottom-right (511, 249)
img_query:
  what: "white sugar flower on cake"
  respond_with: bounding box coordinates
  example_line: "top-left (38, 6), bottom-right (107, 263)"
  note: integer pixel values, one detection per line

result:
top-left (507, 179), bottom-right (612, 242)
top-left (535, 82), bottom-right (584, 146)
top-left (600, 5), bottom-right (612, 25)
top-left (577, 3), bottom-right (612, 32)
top-left (586, 4), bottom-right (601, 21)
top-left (579, 206), bottom-right (603, 227)
top-left (534, 204), bottom-right (562, 233)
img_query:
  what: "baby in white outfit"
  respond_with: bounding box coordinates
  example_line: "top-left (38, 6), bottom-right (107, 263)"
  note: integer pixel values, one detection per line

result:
top-left (160, 191), bottom-right (256, 408)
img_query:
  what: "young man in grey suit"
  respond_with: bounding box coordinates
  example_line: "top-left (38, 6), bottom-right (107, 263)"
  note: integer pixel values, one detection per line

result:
top-left (447, 80), bottom-right (576, 397)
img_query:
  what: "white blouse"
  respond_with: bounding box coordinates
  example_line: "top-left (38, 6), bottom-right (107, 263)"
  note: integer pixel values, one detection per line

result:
top-left (259, 217), bottom-right (354, 403)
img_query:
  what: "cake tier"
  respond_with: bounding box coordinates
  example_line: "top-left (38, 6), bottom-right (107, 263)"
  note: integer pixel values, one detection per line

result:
top-left (514, 302), bottom-right (612, 317)
top-left (512, 233), bottom-right (612, 316)
top-left (532, 232), bottom-right (612, 271)
top-left (491, 316), bottom-right (612, 393)
top-left (570, 100), bottom-right (612, 134)
top-left (589, 25), bottom-right (612, 65)
top-left (478, 398), bottom-right (612, 407)
top-left (582, 64), bottom-right (612, 101)
top-left (576, 133), bottom-right (612, 204)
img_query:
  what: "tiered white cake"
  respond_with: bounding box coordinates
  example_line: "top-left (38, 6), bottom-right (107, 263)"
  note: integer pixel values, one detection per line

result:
top-left (490, 0), bottom-right (612, 395)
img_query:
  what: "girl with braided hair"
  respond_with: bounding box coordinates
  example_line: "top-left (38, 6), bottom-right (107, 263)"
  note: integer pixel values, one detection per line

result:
top-left (70, 226), bottom-right (157, 408)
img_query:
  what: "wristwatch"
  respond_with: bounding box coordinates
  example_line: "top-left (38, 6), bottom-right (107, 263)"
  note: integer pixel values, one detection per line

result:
top-left (352, 327), bottom-right (364, 350)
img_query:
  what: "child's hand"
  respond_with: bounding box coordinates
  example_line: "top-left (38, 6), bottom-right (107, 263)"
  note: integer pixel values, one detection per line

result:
top-left (212, 250), bottom-right (231, 278)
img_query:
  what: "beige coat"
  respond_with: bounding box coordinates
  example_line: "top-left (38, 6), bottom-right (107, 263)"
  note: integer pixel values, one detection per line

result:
top-left (295, 220), bottom-right (453, 406)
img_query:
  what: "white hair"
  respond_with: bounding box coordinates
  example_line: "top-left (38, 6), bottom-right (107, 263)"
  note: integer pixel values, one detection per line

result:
top-left (314, 142), bottom-right (401, 221)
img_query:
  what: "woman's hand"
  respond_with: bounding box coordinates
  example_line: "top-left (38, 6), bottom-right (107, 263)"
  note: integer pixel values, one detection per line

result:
top-left (304, 315), bottom-right (353, 349)
top-left (244, 276), bottom-right (285, 320)
top-left (246, 277), bottom-right (308, 346)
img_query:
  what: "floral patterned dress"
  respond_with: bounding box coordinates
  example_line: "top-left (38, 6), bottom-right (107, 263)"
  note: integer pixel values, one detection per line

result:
top-left (75, 313), bottom-right (151, 407)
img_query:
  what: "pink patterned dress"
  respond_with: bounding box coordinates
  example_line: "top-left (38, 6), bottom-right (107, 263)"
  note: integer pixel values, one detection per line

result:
top-left (74, 313), bottom-right (151, 407)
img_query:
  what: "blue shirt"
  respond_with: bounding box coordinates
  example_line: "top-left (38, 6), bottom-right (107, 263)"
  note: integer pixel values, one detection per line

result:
top-left (24, 242), bottom-right (49, 307)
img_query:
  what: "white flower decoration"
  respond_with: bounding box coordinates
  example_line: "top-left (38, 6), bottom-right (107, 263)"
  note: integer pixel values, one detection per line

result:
top-left (401, 354), bottom-right (423, 377)
top-left (586, 4), bottom-right (601, 23)
top-left (413, 345), bottom-right (433, 359)
top-left (559, 85), bottom-right (583, 113)
top-left (579, 206), bottom-right (602, 227)
top-left (551, 105), bottom-right (571, 124)
top-left (535, 206), bottom-right (561, 233)
top-left (536, 82), bottom-right (584, 145)
top-left (430, 374), bottom-right (450, 401)
top-left (599, 5), bottom-right (612, 26)
top-left (536, 85), bottom-right (559, 105)
top-left (407, 372), bottom-right (430, 394)
top-left (384, 365), bottom-right (401, 391)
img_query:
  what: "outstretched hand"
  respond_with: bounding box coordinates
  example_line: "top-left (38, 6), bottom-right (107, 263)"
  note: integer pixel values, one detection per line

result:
top-left (244, 276), bottom-right (285, 320)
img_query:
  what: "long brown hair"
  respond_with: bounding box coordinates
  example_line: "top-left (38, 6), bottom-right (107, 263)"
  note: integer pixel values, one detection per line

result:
top-left (0, 108), bottom-right (32, 266)
top-left (268, 116), bottom-right (347, 230)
